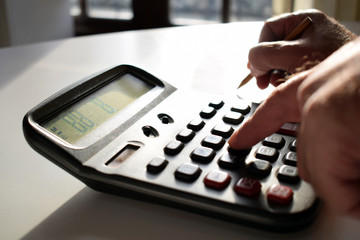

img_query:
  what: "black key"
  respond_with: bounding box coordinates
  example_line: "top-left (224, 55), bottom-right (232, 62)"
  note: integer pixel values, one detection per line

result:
top-left (209, 99), bottom-right (224, 110)
top-left (231, 101), bottom-right (251, 115)
top-left (283, 152), bottom-right (297, 166)
top-left (227, 147), bottom-right (251, 158)
top-left (218, 152), bottom-right (243, 169)
top-left (201, 135), bottom-right (225, 150)
top-left (263, 134), bottom-right (285, 149)
top-left (277, 165), bottom-right (300, 183)
top-left (187, 118), bottom-right (205, 131)
top-left (223, 111), bottom-right (244, 125)
top-left (200, 106), bottom-right (216, 119)
top-left (175, 163), bottom-right (202, 182)
top-left (176, 129), bottom-right (196, 143)
top-left (190, 147), bottom-right (216, 163)
top-left (164, 141), bottom-right (184, 156)
top-left (255, 146), bottom-right (279, 162)
top-left (247, 159), bottom-right (272, 177)
top-left (289, 140), bottom-right (297, 152)
top-left (211, 124), bottom-right (234, 138)
top-left (147, 157), bottom-right (168, 173)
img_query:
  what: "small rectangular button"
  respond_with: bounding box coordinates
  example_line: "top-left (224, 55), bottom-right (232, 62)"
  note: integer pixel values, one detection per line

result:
top-left (176, 129), bottom-right (196, 143)
top-left (278, 122), bottom-right (299, 136)
top-left (263, 134), bottom-right (285, 149)
top-left (190, 147), bottom-right (216, 163)
top-left (256, 146), bottom-right (279, 162)
top-left (267, 184), bottom-right (293, 206)
top-left (175, 163), bottom-right (202, 182)
top-left (164, 141), bottom-right (184, 156)
top-left (283, 152), bottom-right (297, 166)
top-left (218, 152), bottom-right (243, 169)
top-left (223, 111), bottom-right (244, 125)
top-left (289, 140), bottom-right (297, 152)
top-left (234, 177), bottom-right (262, 197)
top-left (211, 124), bottom-right (234, 138)
top-left (187, 118), bottom-right (205, 131)
top-left (209, 99), bottom-right (224, 110)
top-left (246, 159), bottom-right (272, 176)
top-left (147, 157), bottom-right (168, 174)
top-left (201, 135), bottom-right (225, 150)
top-left (231, 100), bottom-right (251, 115)
top-left (204, 170), bottom-right (231, 190)
top-left (200, 106), bottom-right (216, 119)
top-left (277, 165), bottom-right (300, 183)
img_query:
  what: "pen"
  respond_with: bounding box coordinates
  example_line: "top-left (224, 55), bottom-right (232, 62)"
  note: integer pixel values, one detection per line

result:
top-left (237, 16), bottom-right (313, 88)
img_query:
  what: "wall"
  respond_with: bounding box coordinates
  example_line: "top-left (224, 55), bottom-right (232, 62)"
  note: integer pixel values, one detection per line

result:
top-left (0, 0), bottom-right (74, 47)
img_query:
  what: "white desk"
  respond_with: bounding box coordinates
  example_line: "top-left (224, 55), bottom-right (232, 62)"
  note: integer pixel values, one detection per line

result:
top-left (1, 22), bottom-right (359, 240)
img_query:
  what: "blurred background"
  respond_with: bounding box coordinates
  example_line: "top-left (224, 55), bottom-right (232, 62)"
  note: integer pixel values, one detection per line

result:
top-left (1, 0), bottom-right (359, 47)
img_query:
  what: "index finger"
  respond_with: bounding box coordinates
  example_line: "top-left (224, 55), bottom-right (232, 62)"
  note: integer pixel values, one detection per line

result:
top-left (228, 73), bottom-right (307, 149)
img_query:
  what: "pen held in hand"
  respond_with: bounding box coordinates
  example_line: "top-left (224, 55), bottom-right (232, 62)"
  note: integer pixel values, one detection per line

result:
top-left (237, 16), bottom-right (313, 89)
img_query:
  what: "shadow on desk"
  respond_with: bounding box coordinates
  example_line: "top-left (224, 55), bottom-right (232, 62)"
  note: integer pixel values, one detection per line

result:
top-left (21, 187), bottom-right (351, 240)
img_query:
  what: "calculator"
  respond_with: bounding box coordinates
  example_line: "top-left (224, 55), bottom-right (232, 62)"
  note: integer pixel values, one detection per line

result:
top-left (23, 65), bottom-right (319, 232)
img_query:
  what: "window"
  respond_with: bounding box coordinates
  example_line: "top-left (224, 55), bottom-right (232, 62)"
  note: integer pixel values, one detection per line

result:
top-left (70, 0), bottom-right (273, 35)
top-left (170, 0), bottom-right (272, 25)
top-left (87, 0), bottom-right (133, 19)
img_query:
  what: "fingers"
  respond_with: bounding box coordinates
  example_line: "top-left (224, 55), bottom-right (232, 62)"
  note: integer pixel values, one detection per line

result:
top-left (255, 70), bottom-right (286, 89)
top-left (258, 9), bottom-right (322, 43)
top-left (248, 40), bottom-right (310, 77)
top-left (228, 73), bottom-right (307, 149)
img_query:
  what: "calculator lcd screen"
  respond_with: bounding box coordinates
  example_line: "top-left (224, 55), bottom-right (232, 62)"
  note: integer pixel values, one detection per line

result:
top-left (41, 74), bottom-right (154, 144)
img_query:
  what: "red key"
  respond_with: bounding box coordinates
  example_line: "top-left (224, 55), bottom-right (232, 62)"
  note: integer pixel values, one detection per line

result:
top-left (204, 170), bottom-right (231, 190)
top-left (267, 184), bottom-right (293, 205)
top-left (277, 122), bottom-right (299, 136)
top-left (234, 177), bottom-right (262, 197)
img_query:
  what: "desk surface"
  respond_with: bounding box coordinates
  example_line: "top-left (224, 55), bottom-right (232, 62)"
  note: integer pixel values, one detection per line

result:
top-left (1, 22), bottom-right (359, 240)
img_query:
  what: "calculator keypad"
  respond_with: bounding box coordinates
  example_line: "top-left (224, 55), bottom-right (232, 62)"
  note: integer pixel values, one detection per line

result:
top-left (148, 98), bottom-right (305, 208)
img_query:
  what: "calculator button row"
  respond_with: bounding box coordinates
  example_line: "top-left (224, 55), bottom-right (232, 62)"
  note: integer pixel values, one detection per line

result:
top-left (146, 157), bottom-right (294, 206)
top-left (235, 178), bottom-right (294, 206)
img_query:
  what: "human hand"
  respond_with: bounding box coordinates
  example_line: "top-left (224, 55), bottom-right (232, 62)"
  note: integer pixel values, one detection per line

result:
top-left (248, 9), bottom-right (357, 89)
top-left (229, 38), bottom-right (360, 218)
